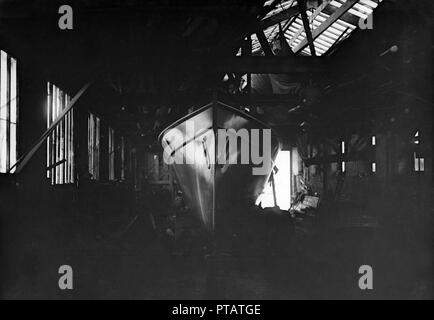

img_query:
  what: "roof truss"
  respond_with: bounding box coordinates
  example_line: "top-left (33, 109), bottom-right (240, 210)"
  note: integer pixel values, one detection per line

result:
top-left (249, 0), bottom-right (382, 57)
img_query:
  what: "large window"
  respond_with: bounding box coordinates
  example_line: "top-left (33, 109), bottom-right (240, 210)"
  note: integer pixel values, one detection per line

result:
top-left (46, 83), bottom-right (74, 184)
top-left (88, 113), bottom-right (100, 180)
top-left (108, 127), bottom-right (115, 180)
top-left (0, 50), bottom-right (18, 173)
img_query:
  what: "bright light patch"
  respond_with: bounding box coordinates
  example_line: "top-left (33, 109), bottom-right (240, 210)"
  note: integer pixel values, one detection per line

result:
top-left (414, 131), bottom-right (420, 144)
top-left (414, 152), bottom-right (425, 172)
top-left (256, 150), bottom-right (291, 210)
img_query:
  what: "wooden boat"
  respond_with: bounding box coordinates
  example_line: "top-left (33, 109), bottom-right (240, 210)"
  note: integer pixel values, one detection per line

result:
top-left (159, 101), bottom-right (281, 234)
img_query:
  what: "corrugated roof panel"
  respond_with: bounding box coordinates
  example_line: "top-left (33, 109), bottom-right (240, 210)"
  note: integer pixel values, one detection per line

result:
top-left (317, 47), bottom-right (327, 55)
top-left (316, 35), bottom-right (335, 47)
top-left (302, 47), bottom-right (311, 55)
top-left (262, 0), bottom-right (298, 20)
top-left (291, 21), bottom-right (303, 28)
top-left (335, 18), bottom-right (357, 29)
top-left (286, 25), bottom-right (299, 33)
top-left (292, 38), bottom-right (302, 46)
top-left (348, 8), bottom-right (368, 20)
top-left (249, 0), bottom-right (382, 56)
top-left (330, 0), bottom-right (378, 20)
top-left (313, 41), bottom-right (330, 52)
top-left (322, 27), bottom-right (342, 38)
top-left (251, 34), bottom-right (262, 53)
top-left (315, 36), bottom-right (334, 47)
top-left (354, 3), bottom-right (374, 14)
top-left (311, 19), bottom-right (323, 28)
top-left (359, 0), bottom-right (379, 8)
top-left (251, 21), bottom-right (285, 53)
top-left (314, 16), bottom-right (327, 23)
top-left (331, 21), bottom-right (350, 31)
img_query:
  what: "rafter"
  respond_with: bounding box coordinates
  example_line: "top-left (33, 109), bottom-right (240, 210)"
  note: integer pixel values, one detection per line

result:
top-left (293, 0), bottom-right (359, 54)
top-left (298, 0), bottom-right (317, 56)
top-left (256, 29), bottom-right (274, 56)
top-left (288, 0), bottom-right (333, 47)
top-left (260, 7), bottom-right (299, 29)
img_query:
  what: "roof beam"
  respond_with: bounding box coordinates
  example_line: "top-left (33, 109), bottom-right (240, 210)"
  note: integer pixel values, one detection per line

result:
top-left (278, 22), bottom-right (293, 54)
top-left (298, 0), bottom-right (317, 56)
top-left (217, 93), bottom-right (300, 105)
top-left (260, 7), bottom-right (299, 29)
top-left (256, 29), bottom-right (274, 56)
top-left (259, 0), bottom-right (285, 19)
top-left (214, 56), bottom-right (325, 74)
top-left (293, 0), bottom-right (359, 54)
top-left (288, 0), bottom-right (332, 46)
top-left (322, 5), bottom-right (359, 25)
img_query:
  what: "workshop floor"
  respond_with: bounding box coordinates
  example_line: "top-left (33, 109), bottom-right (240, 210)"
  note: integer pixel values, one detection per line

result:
top-left (2, 209), bottom-right (433, 300)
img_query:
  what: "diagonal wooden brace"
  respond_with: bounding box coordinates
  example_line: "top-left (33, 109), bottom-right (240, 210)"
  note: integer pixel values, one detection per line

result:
top-left (8, 82), bottom-right (92, 174)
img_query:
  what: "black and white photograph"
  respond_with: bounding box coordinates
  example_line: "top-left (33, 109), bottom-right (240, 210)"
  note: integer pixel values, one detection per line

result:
top-left (0, 0), bottom-right (432, 302)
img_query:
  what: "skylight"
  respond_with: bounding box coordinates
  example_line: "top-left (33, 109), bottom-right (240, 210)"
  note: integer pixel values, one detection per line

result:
top-left (251, 0), bottom-right (383, 56)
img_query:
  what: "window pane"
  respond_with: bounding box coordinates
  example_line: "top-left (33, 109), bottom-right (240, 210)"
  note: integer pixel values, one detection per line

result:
top-left (10, 58), bottom-right (17, 124)
top-left (88, 113), bottom-right (93, 177)
top-left (96, 117), bottom-right (100, 180)
top-left (10, 123), bottom-right (16, 173)
top-left (71, 108), bottom-right (74, 182)
top-left (88, 113), bottom-right (100, 180)
top-left (0, 120), bottom-right (6, 173)
top-left (109, 127), bottom-right (115, 180)
top-left (46, 83), bottom-right (73, 184)
top-left (0, 51), bottom-right (7, 173)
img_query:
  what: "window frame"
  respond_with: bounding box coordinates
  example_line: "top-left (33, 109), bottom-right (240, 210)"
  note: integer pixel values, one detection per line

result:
top-left (46, 82), bottom-right (74, 185)
top-left (108, 127), bottom-right (115, 181)
top-left (0, 50), bottom-right (18, 174)
top-left (88, 112), bottom-right (101, 180)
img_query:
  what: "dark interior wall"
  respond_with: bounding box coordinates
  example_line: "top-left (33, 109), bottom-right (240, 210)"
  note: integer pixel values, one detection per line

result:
top-left (0, 28), bottom-right (137, 185)
top-left (298, 128), bottom-right (431, 222)
top-left (0, 32), bottom-right (141, 296)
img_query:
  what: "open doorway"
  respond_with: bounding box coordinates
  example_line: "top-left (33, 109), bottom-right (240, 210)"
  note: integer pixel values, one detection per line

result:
top-left (256, 150), bottom-right (291, 210)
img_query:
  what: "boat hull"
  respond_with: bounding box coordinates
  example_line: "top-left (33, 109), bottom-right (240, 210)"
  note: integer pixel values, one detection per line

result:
top-left (159, 101), bottom-right (281, 233)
